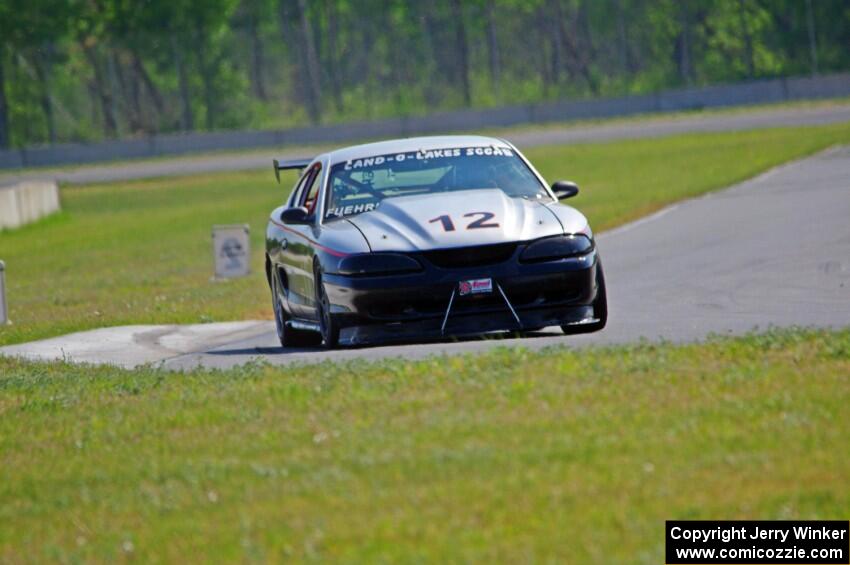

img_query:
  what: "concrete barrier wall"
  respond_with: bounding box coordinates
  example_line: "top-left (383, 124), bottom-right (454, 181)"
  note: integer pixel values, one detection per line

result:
top-left (0, 181), bottom-right (61, 230)
top-left (1, 72), bottom-right (849, 170)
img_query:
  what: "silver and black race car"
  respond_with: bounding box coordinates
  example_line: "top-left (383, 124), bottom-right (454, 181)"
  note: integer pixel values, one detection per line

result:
top-left (265, 135), bottom-right (607, 348)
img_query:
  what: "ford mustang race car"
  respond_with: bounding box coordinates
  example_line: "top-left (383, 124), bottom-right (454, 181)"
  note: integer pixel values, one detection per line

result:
top-left (265, 135), bottom-right (607, 348)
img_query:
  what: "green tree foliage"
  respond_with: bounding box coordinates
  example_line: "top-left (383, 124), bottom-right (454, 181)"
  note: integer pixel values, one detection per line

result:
top-left (0, 0), bottom-right (848, 148)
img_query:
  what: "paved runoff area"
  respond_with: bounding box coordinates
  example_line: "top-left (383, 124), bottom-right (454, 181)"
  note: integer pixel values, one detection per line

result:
top-left (2, 145), bottom-right (849, 370)
top-left (1, 103), bottom-right (850, 186)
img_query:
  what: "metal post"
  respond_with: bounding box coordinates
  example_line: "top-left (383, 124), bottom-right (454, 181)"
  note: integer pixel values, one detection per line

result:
top-left (0, 260), bottom-right (7, 325)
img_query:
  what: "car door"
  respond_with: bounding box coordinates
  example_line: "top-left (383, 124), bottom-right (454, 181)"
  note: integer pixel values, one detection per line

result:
top-left (271, 167), bottom-right (311, 316)
top-left (281, 162), bottom-right (323, 317)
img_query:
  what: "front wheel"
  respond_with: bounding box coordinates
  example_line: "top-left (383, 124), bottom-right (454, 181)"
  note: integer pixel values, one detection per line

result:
top-left (271, 267), bottom-right (319, 348)
top-left (314, 264), bottom-right (340, 349)
top-left (562, 260), bottom-right (608, 335)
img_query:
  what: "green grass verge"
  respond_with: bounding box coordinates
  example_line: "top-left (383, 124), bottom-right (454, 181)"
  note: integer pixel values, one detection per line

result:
top-left (0, 328), bottom-right (848, 562)
top-left (1, 123), bottom-right (849, 346)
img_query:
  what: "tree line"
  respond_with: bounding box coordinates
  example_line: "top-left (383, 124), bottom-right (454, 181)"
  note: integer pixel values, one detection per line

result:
top-left (1, 0), bottom-right (848, 149)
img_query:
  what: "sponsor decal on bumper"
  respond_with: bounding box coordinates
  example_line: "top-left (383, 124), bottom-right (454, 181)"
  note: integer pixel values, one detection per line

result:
top-left (459, 278), bottom-right (493, 296)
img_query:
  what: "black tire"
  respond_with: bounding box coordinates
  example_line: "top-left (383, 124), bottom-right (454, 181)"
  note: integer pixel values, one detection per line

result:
top-left (271, 267), bottom-right (319, 348)
top-left (562, 260), bottom-right (608, 335)
top-left (314, 264), bottom-right (340, 349)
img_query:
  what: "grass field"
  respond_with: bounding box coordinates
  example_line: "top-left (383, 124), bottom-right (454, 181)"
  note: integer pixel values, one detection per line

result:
top-left (1, 123), bottom-right (849, 347)
top-left (0, 328), bottom-right (848, 562)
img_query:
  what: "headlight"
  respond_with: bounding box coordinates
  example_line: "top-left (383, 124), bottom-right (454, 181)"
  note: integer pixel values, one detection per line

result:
top-left (335, 253), bottom-right (423, 275)
top-left (519, 234), bottom-right (593, 263)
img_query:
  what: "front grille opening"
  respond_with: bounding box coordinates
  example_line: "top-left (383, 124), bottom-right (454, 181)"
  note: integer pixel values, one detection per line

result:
top-left (421, 242), bottom-right (517, 269)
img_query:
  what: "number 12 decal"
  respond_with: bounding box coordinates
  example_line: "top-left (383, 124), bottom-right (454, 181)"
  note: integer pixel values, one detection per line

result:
top-left (429, 212), bottom-right (500, 231)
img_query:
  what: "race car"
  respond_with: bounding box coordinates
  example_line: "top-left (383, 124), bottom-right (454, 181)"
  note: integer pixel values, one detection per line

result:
top-left (265, 135), bottom-right (607, 348)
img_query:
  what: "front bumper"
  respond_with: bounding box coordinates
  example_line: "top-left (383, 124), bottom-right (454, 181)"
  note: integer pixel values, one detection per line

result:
top-left (323, 247), bottom-right (601, 346)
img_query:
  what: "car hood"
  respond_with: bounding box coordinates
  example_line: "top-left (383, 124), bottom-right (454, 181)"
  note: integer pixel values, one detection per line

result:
top-left (347, 189), bottom-right (576, 252)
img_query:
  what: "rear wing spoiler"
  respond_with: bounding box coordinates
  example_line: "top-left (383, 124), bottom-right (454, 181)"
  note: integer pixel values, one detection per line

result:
top-left (272, 158), bottom-right (312, 183)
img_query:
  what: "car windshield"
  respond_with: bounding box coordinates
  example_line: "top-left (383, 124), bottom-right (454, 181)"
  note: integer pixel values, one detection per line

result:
top-left (324, 146), bottom-right (549, 220)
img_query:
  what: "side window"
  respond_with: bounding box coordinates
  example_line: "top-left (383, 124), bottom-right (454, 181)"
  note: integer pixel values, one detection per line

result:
top-left (297, 164), bottom-right (322, 216)
top-left (288, 167), bottom-right (314, 208)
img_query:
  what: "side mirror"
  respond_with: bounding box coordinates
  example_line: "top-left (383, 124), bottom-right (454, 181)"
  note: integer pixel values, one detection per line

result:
top-left (551, 180), bottom-right (579, 200)
top-left (280, 206), bottom-right (310, 225)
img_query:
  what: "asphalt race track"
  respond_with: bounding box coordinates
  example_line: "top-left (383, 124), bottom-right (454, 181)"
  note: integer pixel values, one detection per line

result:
top-left (164, 146), bottom-right (850, 369)
top-left (4, 145), bottom-right (848, 369)
top-left (2, 104), bottom-right (850, 186)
